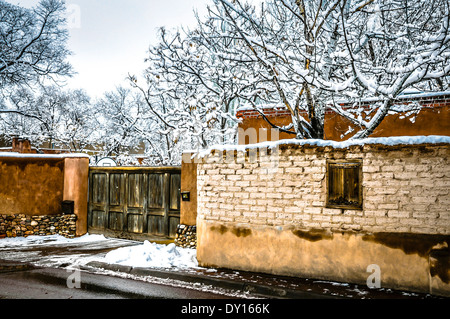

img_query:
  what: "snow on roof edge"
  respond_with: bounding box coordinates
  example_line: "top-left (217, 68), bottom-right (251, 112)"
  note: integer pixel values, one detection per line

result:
top-left (194, 135), bottom-right (450, 158)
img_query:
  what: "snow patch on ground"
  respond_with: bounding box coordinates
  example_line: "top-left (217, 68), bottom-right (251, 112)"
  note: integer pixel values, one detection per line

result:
top-left (103, 240), bottom-right (198, 269)
top-left (0, 234), bottom-right (198, 270)
top-left (0, 233), bottom-right (107, 248)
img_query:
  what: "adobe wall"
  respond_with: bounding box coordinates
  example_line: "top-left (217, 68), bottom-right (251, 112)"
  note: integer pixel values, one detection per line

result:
top-left (0, 156), bottom-right (65, 216)
top-left (180, 153), bottom-right (198, 226)
top-left (196, 141), bottom-right (450, 296)
top-left (236, 93), bottom-right (450, 143)
top-left (175, 153), bottom-right (199, 249)
top-left (0, 154), bottom-right (89, 237)
top-left (63, 157), bottom-right (89, 236)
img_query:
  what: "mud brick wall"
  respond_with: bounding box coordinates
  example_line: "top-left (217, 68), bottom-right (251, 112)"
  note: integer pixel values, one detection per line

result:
top-left (0, 214), bottom-right (77, 238)
top-left (197, 143), bottom-right (449, 235)
top-left (196, 141), bottom-right (450, 296)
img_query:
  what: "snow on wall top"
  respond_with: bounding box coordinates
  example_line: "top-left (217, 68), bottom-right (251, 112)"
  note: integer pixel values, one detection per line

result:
top-left (235, 90), bottom-right (450, 113)
top-left (0, 152), bottom-right (89, 159)
top-left (194, 135), bottom-right (450, 158)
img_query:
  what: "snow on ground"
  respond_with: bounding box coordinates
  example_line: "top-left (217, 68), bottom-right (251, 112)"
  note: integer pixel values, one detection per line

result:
top-left (0, 233), bottom-right (198, 269)
top-left (0, 233), bottom-right (108, 248)
top-left (0, 234), bottom-right (257, 298)
top-left (0, 234), bottom-right (430, 298)
top-left (103, 240), bottom-right (198, 268)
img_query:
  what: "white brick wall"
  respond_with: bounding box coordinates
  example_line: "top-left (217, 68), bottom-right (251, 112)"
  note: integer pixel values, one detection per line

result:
top-left (197, 143), bottom-right (450, 235)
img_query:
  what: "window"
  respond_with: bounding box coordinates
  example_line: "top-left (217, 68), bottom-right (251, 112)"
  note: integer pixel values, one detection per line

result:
top-left (326, 160), bottom-right (362, 210)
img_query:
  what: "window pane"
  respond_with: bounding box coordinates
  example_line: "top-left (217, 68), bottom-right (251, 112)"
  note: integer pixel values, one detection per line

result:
top-left (327, 161), bottom-right (362, 209)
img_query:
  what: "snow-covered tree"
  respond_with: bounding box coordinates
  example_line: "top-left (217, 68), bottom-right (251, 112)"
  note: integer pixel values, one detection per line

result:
top-left (0, 85), bottom-right (93, 151)
top-left (129, 26), bottom-right (242, 153)
top-left (0, 0), bottom-right (72, 91)
top-left (335, 0), bottom-right (450, 138)
top-left (0, 0), bottom-right (74, 145)
top-left (201, 0), bottom-right (450, 139)
top-left (92, 86), bottom-right (184, 165)
top-left (92, 86), bottom-right (145, 157)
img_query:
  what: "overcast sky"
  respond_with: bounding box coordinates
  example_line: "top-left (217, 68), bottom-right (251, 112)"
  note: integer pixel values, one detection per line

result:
top-left (8, 0), bottom-right (211, 99)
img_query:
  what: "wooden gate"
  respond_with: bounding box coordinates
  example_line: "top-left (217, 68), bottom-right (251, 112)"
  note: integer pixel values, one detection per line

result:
top-left (88, 167), bottom-right (181, 241)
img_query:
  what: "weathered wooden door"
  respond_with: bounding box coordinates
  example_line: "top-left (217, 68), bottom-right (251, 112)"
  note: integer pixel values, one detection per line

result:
top-left (88, 167), bottom-right (181, 241)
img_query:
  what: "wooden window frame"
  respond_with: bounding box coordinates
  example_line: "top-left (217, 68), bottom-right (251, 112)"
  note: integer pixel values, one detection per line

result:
top-left (326, 159), bottom-right (363, 210)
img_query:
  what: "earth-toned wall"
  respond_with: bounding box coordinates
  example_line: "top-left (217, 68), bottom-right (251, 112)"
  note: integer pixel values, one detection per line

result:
top-left (0, 154), bottom-right (89, 236)
top-left (196, 140), bottom-right (450, 296)
top-left (236, 93), bottom-right (450, 143)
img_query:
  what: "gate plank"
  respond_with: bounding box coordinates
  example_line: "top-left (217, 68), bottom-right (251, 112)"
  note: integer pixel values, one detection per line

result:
top-left (127, 214), bottom-right (143, 233)
top-left (148, 173), bottom-right (164, 208)
top-left (169, 174), bottom-right (181, 211)
top-left (109, 174), bottom-right (123, 206)
top-left (128, 173), bottom-right (145, 208)
top-left (109, 212), bottom-right (123, 230)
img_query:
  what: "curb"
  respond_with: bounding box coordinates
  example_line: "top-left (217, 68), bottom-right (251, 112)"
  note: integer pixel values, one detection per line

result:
top-left (0, 261), bottom-right (35, 273)
top-left (83, 261), bottom-right (338, 299)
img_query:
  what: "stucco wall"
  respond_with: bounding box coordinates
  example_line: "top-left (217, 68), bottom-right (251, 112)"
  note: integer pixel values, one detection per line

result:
top-left (63, 157), bottom-right (89, 235)
top-left (0, 156), bottom-right (65, 216)
top-left (196, 141), bottom-right (450, 296)
top-left (180, 153), bottom-right (198, 226)
top-left (0, 154), bottom-right (89, 236)
top-left (236, 93), bottom-right (450, 143)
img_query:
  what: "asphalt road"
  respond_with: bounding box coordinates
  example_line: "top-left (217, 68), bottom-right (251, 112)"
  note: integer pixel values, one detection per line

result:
top-left (1, 235), bottom-right (444, 302)
top-left (0, 266), bottom-right (234, 299)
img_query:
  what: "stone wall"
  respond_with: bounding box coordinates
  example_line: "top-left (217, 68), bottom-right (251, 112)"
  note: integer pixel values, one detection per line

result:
top-left (0, 213), bottom-right (77, 238)
top-left (196, 139), bottom-right (450, 296)
top-left (174, 224), bottom-right (197, 249)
